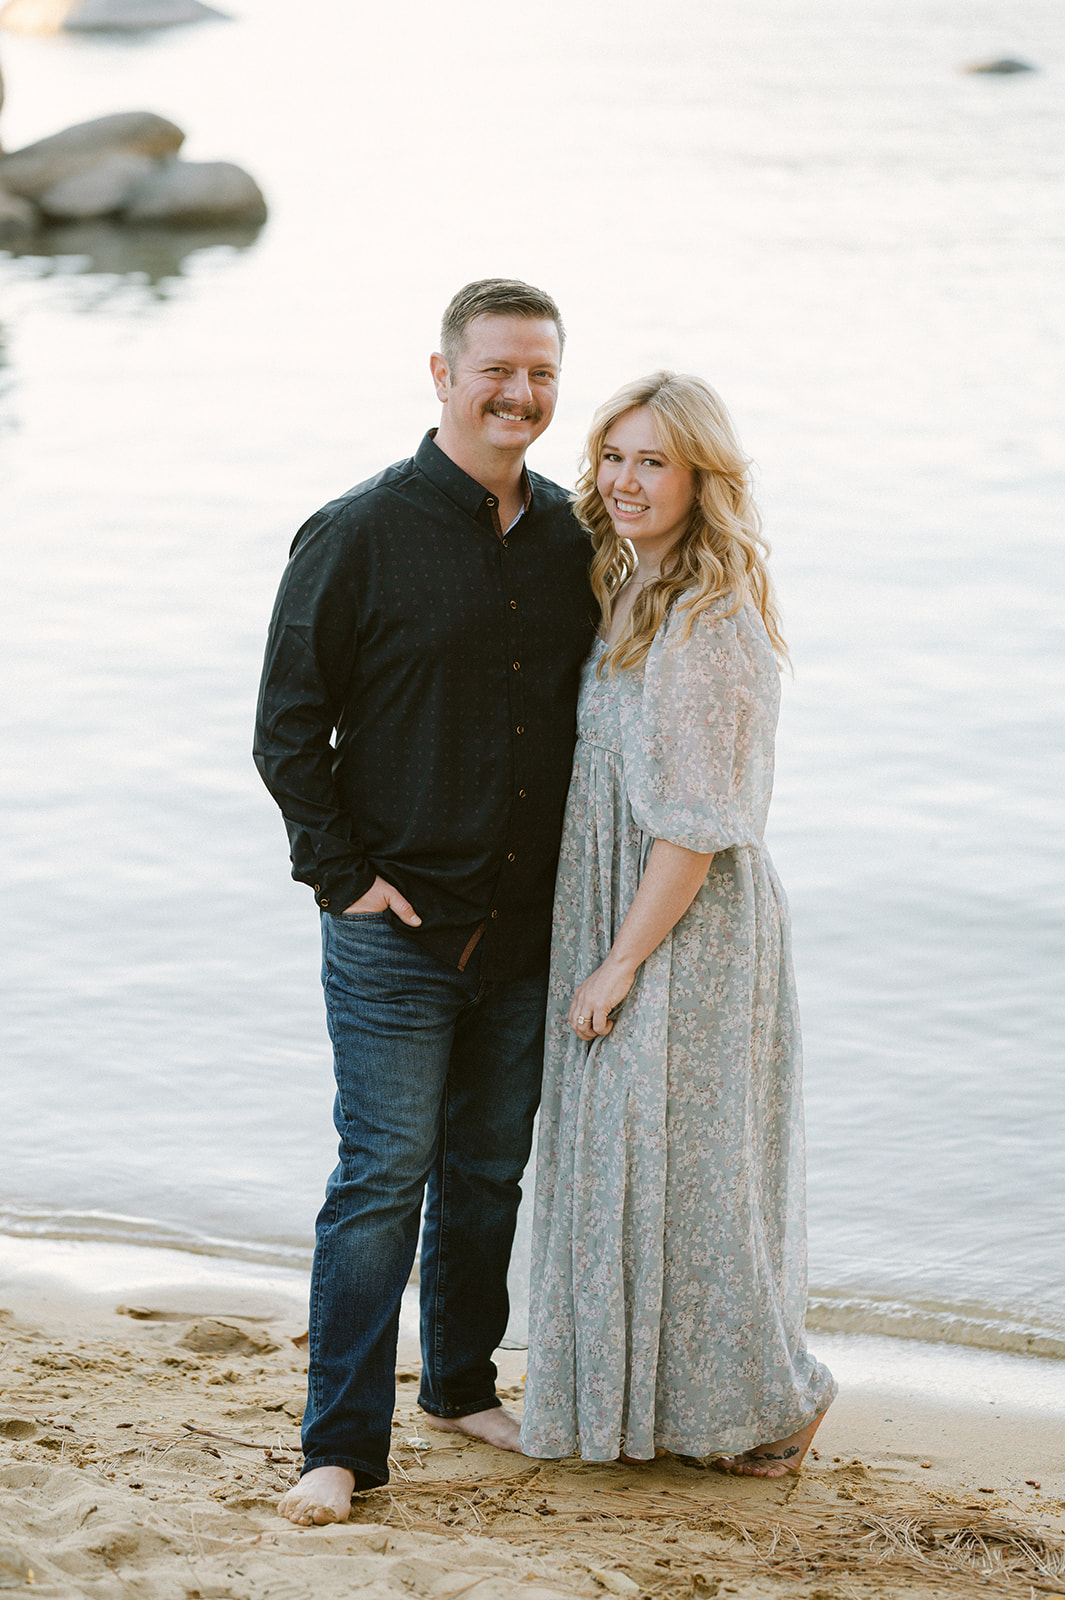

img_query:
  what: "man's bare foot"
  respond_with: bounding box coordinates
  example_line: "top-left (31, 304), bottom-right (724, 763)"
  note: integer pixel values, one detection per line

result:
top-left (419, 1405), bottom-right (522, 1452)
top-left (715, 1411), bottom-right (828, 1479)
top-left (278, 1465), bottom-right (355, 1525)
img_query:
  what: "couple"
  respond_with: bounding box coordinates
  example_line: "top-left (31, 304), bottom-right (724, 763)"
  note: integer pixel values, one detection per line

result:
top-left (253, 278), bottom-right (835, 1526)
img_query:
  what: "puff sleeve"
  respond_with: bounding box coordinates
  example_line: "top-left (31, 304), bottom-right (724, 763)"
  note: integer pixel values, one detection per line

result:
top-left (618, 602), bottom-right (779, 853)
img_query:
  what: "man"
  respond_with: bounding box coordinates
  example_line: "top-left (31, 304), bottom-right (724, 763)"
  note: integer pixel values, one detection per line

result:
top-left (253, 279), bottom-right (596, 1526)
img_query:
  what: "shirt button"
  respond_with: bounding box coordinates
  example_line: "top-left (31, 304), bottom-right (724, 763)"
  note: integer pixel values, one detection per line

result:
top-left (509, 600), bottom-right (517, 610)
top-left (502, 538), bottom-right (509, 548)
top-left (512, 661), bottom-right (520, 671)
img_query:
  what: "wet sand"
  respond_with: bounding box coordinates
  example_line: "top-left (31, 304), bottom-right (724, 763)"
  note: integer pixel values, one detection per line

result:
top-left (1, 1273), bottom-right (1064, 1600)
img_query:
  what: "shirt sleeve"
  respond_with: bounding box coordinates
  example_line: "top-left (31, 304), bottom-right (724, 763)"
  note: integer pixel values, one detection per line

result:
top-left (252, 509), bottom-right (377, 911)
top-left (619, 604), bottom-right (768, 853)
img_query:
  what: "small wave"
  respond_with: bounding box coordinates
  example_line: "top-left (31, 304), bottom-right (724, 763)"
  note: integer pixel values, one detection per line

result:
top-left (0, 1205), bottom-right (311, 1274)
top-left (807, 1290), bottom-right (1065, 1360)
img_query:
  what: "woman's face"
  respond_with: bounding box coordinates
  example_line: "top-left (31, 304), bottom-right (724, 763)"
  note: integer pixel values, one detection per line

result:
top-left (596, 406), bottom-right (696, 561)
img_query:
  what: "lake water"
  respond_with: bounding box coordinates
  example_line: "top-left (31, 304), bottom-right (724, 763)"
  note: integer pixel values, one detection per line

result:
top-left (1, 0), bottom-right (1063, 1359)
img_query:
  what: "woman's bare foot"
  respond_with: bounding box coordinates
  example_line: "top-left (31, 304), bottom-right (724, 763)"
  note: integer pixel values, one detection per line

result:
top-left (715, 1411), bottom-right (828, 1479)
top-left (278, 1465), bottom-right (356, 1525)
top-left (419, 1405), bottom-right (522, 1451)
top-left (617, 1447), bottom-right (666, 1464)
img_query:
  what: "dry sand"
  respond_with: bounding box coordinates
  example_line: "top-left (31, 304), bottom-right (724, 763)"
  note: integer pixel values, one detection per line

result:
top-left (1, 1282), bottom-right (1064, 1600)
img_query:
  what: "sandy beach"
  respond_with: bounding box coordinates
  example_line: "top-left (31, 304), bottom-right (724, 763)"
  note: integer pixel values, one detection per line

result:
top-left (2, 1261), bottom-right (1064, 1600)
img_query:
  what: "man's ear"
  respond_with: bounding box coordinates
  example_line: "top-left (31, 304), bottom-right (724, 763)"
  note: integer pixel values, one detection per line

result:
top-left (429, 352), bottom-right (450, 402)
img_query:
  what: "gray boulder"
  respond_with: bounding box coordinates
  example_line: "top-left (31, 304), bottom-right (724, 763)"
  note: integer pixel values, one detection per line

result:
top-left (124, 158), bottom-right (266, 225)
top-left (1, 0), bottom-right (228, 31)
top-left (0, 184), bottom-right (38, 244)
top-left (0, 111), bottom-right (184, 199)
top-left (37, 150), bottom-right (158, 218)
top-left (964, 58), bottom-right (1036, 75)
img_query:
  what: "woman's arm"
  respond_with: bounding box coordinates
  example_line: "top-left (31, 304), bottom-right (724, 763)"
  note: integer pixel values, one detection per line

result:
top-left (569, 839), bottom-right (713, 1039)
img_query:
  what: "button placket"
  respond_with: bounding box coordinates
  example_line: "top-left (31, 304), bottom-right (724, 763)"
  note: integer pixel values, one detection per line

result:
top-left (499, 537), bottom-right (528, 914)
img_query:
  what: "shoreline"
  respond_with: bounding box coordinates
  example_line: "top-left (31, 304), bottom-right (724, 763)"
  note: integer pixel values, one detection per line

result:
top-left (4, 1229), bottom-right (1065, 1366)
top-left (2, 1240), bottom-right (1065, 1597)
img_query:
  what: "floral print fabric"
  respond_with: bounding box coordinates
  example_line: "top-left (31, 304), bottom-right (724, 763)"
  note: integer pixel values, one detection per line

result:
top-left (520, 603), bottom-right (836, 1462)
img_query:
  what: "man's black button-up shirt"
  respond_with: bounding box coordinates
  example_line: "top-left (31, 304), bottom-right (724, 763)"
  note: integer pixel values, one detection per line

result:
top-left (253, 432), bottom-right (597, 980)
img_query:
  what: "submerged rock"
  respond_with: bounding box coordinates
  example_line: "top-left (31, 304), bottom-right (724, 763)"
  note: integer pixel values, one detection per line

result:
top-left (3, 217), bottom-right (262, 280)
top-left (0, 0), bottom-right (228, 32)
top-left (124, 158), bottom-right (267, 225)
top-left (37, 150), bottom-right (158, 218)
top-left (0, 184), bottom-right (38, 244)
top-left (964, 58), bottom-right (1036, 75)
top-left (0, 111), bottom-right (184, 199)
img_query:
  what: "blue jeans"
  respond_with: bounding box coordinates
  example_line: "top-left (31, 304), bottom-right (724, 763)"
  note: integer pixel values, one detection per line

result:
top-left (302, 911), bottom-right (546, 1488)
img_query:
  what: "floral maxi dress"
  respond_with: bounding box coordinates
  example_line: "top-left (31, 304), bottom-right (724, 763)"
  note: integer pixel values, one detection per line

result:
top-left (519, 603), bottom-right (836, 1462)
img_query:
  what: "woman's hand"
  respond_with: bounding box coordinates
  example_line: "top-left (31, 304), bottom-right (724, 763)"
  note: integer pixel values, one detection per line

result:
top-left (569, 955), bottom-right (636, 1039)
top-left (567, 840), bottom-right (714, 1042)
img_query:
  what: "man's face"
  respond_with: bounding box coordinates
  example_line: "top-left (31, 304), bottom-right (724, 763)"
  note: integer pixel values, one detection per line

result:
top-left (432, 314), bottom-right (561, 459)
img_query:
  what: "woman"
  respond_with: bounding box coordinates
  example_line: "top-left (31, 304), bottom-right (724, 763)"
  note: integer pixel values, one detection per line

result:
top-left (519, 373), bottom-right (835, 1475)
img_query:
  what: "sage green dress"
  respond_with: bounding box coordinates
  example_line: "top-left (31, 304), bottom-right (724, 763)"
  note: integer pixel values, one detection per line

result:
top-left (519, 602), bottom-right (835, 1462)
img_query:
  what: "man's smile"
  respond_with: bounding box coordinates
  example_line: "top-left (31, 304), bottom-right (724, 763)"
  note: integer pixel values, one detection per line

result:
top-left (487, 406), bottom-right (541, 423)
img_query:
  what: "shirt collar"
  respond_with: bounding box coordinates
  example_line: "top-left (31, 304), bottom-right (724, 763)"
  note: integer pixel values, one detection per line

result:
top-left (415, 430), bottom-right (532, 521)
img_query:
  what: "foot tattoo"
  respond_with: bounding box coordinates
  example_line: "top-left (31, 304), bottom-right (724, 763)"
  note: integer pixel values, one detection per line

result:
top-left (715, 1411), bottom-right (828, 1479)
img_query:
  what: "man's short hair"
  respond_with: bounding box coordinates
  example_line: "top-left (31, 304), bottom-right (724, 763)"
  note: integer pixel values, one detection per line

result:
top-left (439, 279), bottom-right (565, 372)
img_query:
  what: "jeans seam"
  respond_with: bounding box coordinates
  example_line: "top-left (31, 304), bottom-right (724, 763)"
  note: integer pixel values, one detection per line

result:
top-left (307, 1188), bottom-right (336, 1426)
top-left (430, 1083), bottom-right (451, 1397)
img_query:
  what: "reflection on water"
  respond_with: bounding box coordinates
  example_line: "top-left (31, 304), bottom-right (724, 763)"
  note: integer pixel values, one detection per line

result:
top-left (5, 219), bottom-right (264, 293)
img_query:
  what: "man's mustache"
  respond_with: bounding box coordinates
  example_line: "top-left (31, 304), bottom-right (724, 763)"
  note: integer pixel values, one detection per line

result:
top-left (484, 403), bottom-right (542, 423)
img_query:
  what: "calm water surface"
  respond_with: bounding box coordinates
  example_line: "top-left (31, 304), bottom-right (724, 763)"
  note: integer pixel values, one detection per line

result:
top-left (1, 0), bottom-right (1063, 1350)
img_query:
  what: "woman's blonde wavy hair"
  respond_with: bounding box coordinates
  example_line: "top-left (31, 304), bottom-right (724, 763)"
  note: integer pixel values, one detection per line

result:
top-left (575, 372), bottom-right (787, 674)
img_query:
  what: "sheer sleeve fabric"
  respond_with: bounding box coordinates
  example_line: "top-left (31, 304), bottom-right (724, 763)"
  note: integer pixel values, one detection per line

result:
top-left (618, 601), bottom-right (780, 853)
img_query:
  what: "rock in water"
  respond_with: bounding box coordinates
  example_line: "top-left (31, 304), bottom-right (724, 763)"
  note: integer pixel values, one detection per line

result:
top-left (1, 0), bottom-right (228, 30)
top-left (124, 159), bottom-right (267, 225)
top-left (964, 58), bottom-right (1036, 75)
top-left (0, 112), bottom-right (184, 200)
top-left (37, 151), bottom-right (159, 218)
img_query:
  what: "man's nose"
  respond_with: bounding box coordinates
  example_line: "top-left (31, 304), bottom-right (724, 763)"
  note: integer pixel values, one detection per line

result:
top-left (504, 370), bottom-right (534, 406)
